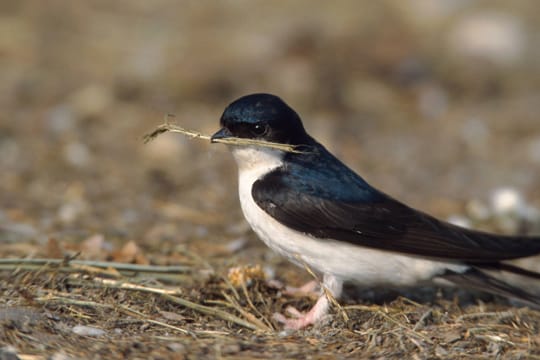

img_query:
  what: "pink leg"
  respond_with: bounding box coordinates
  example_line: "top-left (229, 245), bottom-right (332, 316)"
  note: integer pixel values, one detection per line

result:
top-left (273, 275), bottom-right (343, 330)
top-left (266, 280), bottom-right (319, 297)
top-left (284, 280), bottom-right (319, 297)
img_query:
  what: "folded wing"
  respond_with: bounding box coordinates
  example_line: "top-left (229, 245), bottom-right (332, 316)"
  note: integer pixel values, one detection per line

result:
top-left (252, 166), bottom-right (540, 263)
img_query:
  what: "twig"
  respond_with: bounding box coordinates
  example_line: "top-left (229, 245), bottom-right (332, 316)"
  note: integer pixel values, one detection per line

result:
top-left (220, 291), bottom-right (273, 332)
top-left (0, 258), bottom-right (192, 274)
top-left (69, 275), bottom-right (184, 296)
top-left (221, 275), bottom-right (273, 330)
top-left (161, 293), bottom-right (263, 331)
top-left (240, 280), bottom-right (274, 330)
top-left (35, 296), bottom-right (111, 308)
top-left (143, 122), bottom-right (307, 154)
top-left (413, 308), bottom-right (433, 331)
top-left (116, 304), bottom-right (194, 336)
top-left (0, 258), bottom-right (195, 284)
top-left (457, 310), bottom-right (517, 322)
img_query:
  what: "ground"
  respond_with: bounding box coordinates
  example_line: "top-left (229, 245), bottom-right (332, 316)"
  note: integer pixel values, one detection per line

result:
top-left (1, 1), bottom-right (540, 359)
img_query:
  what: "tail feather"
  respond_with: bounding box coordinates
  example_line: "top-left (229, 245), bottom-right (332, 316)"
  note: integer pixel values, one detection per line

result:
top-left (478, 262), bottom-right (540, 280)
top-left (439, 267), bottom-right (540, 308)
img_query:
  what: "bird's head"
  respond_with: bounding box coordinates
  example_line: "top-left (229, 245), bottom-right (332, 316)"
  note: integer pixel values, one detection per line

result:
top-left (211, 93), bottom-right (309, 146)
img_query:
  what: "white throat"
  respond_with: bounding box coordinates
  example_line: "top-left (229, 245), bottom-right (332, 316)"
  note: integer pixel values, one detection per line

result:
top-left (230, 146), bottom-right (285, 175)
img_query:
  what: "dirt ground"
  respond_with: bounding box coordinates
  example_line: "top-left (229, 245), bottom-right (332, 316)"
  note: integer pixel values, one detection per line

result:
top-left (2, 1), bottom-right (540, 359)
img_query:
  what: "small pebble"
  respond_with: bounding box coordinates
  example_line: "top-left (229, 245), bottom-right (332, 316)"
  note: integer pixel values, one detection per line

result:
top-left (46, 104), bottom-right (76, 135)
top-left (448, 12), bottom-right (525, 66)
top-left (220, 343), bottom-right (241, 355)
top-left (0, 138), bottom-right (21, 167)
top-left (225, 238), bottom-right (248, 253)
top-left (166, 342), bottom-right (186, 353)
top-left (195, 226), bottom-right (209, 238)
top-left (70, 84), bottom-right (113, 119)
top-left (72, 325), bottom-right (106, 337)
top-left (465, 199), bottom-right (491, 221)
top-left (50, 352), bottom-right (72, 360)
top-left (435, 345), bottom-right (449, 357)
top-left (63, 141), bottom-right (91, 168)
top-left (0, 346), bottom-right (20, 360)
top-left (417, 83), bottom-right (448, 119)
top-left (490, 187), bottom-right (524, 215)
top-left (58, 201), bottom-right (87, 224)
top-left (0, 222), bottom-right (38, 243)
top-left (460, 118), bottom-right (489, 151)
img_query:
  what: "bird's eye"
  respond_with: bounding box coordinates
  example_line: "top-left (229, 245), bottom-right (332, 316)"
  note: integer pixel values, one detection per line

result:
top-left (251, 123), bottom-right (268, 137)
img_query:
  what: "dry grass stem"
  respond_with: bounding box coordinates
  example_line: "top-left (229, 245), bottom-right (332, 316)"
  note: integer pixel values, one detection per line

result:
top-left (0, 258), bottom-right (192, 275)
top-left (161, 293), bottom-right (263, 331)
top-left (42, 272), bottom-right (268, 332)
top-left (345, 304), bottom-right (434, 344)
top-left (35, 295), bottom-right (193, 336)
top-left (2, 260), bottom-right (267, 332)
top-left (77, 276), bottom-right (184, 296)
top-left (457, 310), bottom-right (517, 322)
top-left (116, 304), bottom-right (194, 336)
top-left (222, 275), bottom-right (274, 330)
top-left (143, 121), bottom-right (307, 153)
top-left (221, 291), bottom-right (273, 332)
top-left (240, 280), bottom-right (274, 330)
top-left (413, 308), bottom-right (433, 331)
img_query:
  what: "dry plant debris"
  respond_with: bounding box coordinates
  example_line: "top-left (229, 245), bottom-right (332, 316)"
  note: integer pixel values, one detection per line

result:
top-left (143, 120), bottom-right (307, 153)
top-left (227, 264), bottom-right (266, 288)
top-left (2, 254), bottom-right (539, 358)
top-left (2, 260), bottom-right (540, 359)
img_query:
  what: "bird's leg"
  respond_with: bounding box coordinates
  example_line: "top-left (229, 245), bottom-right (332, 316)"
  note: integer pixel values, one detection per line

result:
top-left (284, 280), bottom-right (320, 297)
top-left (273, 275), bottom-right (343, 329)
top-left (266, 279), bottom-right (319, 297)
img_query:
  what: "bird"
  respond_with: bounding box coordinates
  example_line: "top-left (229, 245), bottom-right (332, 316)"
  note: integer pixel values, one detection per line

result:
top-left (210, 93), bottom-right (540, 329)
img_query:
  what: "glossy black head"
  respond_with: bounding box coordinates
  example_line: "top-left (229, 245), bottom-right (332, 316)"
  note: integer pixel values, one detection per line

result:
top-left (211, 93), bottom-right (310, 145)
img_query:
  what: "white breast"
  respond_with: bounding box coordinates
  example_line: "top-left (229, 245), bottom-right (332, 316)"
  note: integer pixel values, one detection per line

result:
top-left (231, 146), bottom-right (467, 287)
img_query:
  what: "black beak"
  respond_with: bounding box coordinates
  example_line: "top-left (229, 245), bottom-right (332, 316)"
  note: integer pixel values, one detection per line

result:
top-left (211, 127), bottom-right (232, 143)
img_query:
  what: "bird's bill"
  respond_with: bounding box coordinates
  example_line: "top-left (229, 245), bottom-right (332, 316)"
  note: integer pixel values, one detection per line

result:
top-left (210, 127), bottom-right (233, 142)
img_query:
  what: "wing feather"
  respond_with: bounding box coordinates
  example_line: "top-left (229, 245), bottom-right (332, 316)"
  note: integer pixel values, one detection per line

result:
top-left (252, 165), bottom-right (540, 263)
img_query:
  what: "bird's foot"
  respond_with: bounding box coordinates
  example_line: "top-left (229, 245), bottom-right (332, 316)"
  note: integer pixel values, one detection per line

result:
top-left (273, 292), bottom-right (332, 330)
top-left (284, 280), bottom-right (320, 297)
top-left (272, 275), bottom-right (342, 330)
top-left (273, 306), bottom-right (319, 330)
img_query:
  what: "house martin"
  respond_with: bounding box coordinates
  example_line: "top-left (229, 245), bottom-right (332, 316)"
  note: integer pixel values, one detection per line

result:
top-left (211, 93), bottom-right (540, 329)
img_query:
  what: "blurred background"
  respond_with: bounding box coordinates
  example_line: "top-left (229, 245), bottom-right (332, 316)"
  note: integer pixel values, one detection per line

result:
top-left (1, 0), bottom-right (540, 263)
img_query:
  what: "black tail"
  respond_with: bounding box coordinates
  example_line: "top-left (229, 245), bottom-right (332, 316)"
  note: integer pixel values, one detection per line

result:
top-left (439, 267), bottom-right (540, 308)
top-left (478, 262), bottom-right (540, 280)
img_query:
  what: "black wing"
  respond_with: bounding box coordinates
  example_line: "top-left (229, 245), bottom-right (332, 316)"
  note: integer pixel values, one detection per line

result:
top-left (252, 164), bottom-right (540, 263)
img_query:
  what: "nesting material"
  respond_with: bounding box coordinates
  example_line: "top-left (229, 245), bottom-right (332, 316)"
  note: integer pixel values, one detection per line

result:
top-left (227, 264), bottom-right (266, 287)
top-left (143, 121), bottom-right (306, 154)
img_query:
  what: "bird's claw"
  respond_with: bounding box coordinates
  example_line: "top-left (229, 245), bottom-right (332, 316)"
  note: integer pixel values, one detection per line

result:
top-left (272, 306), bottom-right (316, 329)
